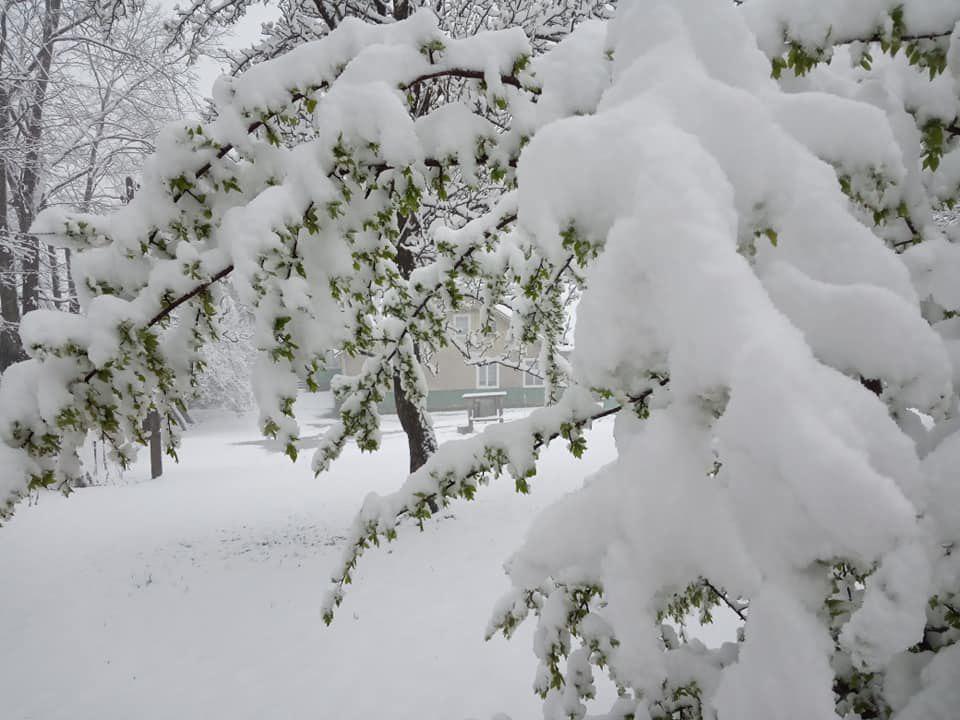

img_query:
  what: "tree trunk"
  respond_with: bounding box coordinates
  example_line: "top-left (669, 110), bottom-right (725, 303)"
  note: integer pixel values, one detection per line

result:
top-left (393, 238), bottom-right (437, 475)
top-left (392, 1), bottom-right (411, 21)
top-left (47, 245), bottom-right (61, 307)
top-left (0, 176), bottom-right (22, 370)
top-left (18, 0), bottom-right (63, 316)
top-left (393, 370), bottom-right (437, 473)
top-left (0, 6), bottom-right (23, 370)
top-left (384, 5), bottom-right (437, 479)
top-left (64, 248), bottom-right (79, 313)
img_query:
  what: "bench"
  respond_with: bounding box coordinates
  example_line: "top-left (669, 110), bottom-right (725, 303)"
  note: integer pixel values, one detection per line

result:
top-left (458, 390), bottom-right (507, 433)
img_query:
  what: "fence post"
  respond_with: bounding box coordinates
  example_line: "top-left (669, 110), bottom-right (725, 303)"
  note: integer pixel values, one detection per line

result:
top-left (143, 409), bottom-right (162, 479)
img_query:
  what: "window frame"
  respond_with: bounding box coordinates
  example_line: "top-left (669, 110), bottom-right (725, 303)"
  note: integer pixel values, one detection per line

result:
top-left (452, 313), bottom-right (471, 335)
top-left (476, 362), bottom-right (500, 389)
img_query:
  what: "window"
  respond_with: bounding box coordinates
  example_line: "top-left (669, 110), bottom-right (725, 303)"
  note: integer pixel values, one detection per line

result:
top-left (523, 358), bottom-right (544, 387)
top-left (452, 313), bottom-right (470, 335)
top-left (476, 363), bottom-right (499, 388)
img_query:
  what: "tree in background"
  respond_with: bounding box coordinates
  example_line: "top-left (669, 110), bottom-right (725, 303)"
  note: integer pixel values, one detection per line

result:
top-left (4, 1), bottom-right (960, 718)
top-left (0, 0), bottom-right (200, 371)
top-left (167, 0), bottom-right (614, 72)
top-left (193, 289), bottom-right (257, 412)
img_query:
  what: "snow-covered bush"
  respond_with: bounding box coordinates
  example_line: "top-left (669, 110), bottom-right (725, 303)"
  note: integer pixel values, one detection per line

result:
top-left (4, 1), bottom-right (960, 717)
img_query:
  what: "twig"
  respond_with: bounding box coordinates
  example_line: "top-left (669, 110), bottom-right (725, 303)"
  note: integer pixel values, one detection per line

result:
top-left (703, 579), bottom-right (748, 622)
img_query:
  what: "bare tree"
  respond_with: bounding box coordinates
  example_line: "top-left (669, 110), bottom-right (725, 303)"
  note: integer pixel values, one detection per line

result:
top-left (0, 0), bottom-right (201, 369)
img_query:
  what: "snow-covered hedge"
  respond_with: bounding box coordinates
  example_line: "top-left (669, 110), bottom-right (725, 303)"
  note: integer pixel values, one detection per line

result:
top-left (4, 1), bottom-right (960, 718)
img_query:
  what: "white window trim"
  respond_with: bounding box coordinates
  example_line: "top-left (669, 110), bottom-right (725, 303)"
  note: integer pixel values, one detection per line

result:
top-left (522, 358), bottom-right (544, 388)
top-left (452, 313), bottom-right (471, 335)
top-left (476, 363), bottom-right (500, 389)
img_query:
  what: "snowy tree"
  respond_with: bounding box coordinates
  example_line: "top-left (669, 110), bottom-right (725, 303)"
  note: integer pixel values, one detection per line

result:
top-left (167, 0), bottom-right (613, 73)
top-left (166, 0), bottom-right (611, 478)
top-left (4, 1), bottom-right (960, 718)
top-left (0, 0), bottom-right (200, 371)
top-left (193, 289), bottom-right (257, 412)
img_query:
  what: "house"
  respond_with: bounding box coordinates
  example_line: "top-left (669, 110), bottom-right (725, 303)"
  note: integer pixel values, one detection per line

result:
top-left (340, 305), bottom-right (546, 413)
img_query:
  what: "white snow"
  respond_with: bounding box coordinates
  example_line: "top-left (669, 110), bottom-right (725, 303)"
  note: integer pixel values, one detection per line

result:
top-left (7, 1), bottom-right (960, 718)
top-left (0, 398), bottom-right (668, 720)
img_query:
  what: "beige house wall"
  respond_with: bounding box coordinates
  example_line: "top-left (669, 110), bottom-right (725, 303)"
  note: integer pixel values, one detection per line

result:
top-left (340, 306), bottom-right (543, 392)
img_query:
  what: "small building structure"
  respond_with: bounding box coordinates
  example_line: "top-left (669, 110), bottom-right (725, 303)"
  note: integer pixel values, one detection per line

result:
top-left (340, 305), bottom-right (546, 413)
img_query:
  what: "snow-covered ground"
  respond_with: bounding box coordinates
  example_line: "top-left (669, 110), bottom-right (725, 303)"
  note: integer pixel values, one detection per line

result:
top-left (2, 394), bottom-right (632, 720)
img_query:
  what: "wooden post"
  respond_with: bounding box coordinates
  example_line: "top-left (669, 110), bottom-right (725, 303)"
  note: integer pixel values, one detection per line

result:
top-left (143, 409), bottom-right (162, 479)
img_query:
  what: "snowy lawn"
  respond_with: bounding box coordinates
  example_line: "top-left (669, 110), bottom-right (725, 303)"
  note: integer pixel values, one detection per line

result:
top-left (2, 394), bottom-right (629, 720)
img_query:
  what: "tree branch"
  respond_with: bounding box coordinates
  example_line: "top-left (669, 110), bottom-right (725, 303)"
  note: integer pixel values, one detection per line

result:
top-left (390, 389), bottom-right (654, 522)
top-left (80, 263), bottom-right (234, 383)
top-left (407, 68), bottom-right (524, 90)
top-left (703, 579), bottom-right (748, 622)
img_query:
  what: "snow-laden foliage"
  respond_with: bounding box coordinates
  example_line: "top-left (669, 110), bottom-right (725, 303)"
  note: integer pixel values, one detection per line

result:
top-left (167, 0), bottom-right (613, 73)
top-left (4, 0), bottom-right (960, 718)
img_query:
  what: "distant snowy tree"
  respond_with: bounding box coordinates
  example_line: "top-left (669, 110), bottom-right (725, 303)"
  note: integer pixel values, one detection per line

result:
top-left (4, 1), bottom-right (960, 718)
top-left (0, 0), bottom-right (201, 371)
top-left (193, 290), bottom-right (256, 412)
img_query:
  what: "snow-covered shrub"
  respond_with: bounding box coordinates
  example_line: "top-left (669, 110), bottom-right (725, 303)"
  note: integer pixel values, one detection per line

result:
top-left (4, 1), bottom-right (960, 718)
